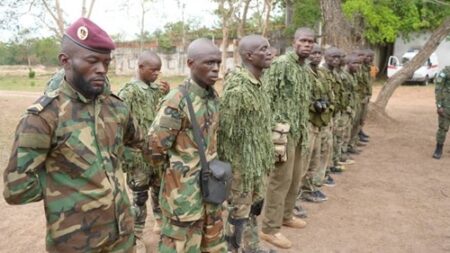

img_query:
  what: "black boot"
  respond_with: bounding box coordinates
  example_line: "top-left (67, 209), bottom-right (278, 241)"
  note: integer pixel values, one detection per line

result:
top-left (433, 143), bottom-right (443, 159)
top-left (360, 130), bottom-right (370, 138)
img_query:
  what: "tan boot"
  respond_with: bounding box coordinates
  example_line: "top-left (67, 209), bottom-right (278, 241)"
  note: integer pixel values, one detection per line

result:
top-left (152, 219), bottom-right (162, 233)
top-left (282, 217), bottom-right (307, 229)
top-left (259, 231), bottom-right (292, 249)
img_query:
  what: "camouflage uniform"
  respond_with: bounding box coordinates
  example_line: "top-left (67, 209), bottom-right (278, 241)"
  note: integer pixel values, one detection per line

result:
top-left (262, 51), bottom-right (311, 235)
top-left (336, 68), bottom-right (358, 149)
top-left (44, 69), bottom-right (65, 94)
top-left (435, 66), bottom-right (450, 144)
top-left (302, 68), bottom-right (335, 192)
top-left (358, 64), bottom-right (372, 126)
top-left (218, 67), bottom-right (274, 252)
top-left (3, 81), bottom-right (144, 253)
top-left (147, 79), bottom-right (226, 253)
top-left (117, 79), bottom-right (166, 237)
top-left (348, 67), bottom-right (364, 150)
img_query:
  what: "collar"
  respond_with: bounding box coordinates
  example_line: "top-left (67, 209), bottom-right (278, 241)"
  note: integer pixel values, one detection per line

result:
top-left (60, 79), bottom-right (110, 103)
top-left (237, 66), bottom-right (261, 86)
top-left (134, 79), bottom-right (160, 90)
top-left (186, 79), bottom-right (216, 99)
top-left (286, 51), bottom-right (305, 66)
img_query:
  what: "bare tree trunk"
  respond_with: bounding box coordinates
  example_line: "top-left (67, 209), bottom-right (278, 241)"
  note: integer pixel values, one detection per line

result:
top-left (261, 0), bottom-right (273, 37)
top-left (217, 0), bottom-right (235, 77)
top-left (82, 0), bottom-right (87, 17)
top-left (285, 0), bottom-right (293, 27)
top-left (87, 0), bottom-right (96, 18)
top-left (41, 0), bottom-right (65, 38)
top-left (237, 0), bottom-right (251, 39)
top-left (374, 17), bottom-right (450, 111)
top-left (319, 0), bottom-right (354, 52)
top-left (140, 0), bottom-right (145, 52)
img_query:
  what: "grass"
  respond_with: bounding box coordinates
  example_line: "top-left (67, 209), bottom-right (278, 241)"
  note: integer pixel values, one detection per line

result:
top-left (0, 74), bottom-right (187, 93)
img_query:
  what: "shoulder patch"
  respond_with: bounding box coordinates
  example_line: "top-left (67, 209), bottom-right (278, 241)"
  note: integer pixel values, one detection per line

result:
top-left (27, 94), bottom-right (58, 114)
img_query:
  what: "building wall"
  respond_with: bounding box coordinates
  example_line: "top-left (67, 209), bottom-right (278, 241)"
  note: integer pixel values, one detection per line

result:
top-left (394, 32), bottom-right (450, 71)
top-left (114, 45), bottom-right (237, 76)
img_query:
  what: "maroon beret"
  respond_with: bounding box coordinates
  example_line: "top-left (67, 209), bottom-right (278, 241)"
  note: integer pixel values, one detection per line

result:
top-left (64, 17), bottom-right (115, 53)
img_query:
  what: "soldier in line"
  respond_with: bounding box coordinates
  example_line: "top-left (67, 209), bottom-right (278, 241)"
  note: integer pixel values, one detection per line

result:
top-left (117, 51), bottom-right (170, 237)
top-left (146, 38), bottom-right (227, 253)
top-left (218, 35), bottom-right (275, 253)
top-left (335, 51), bottom-right (357, 166)
top-left (346, 54), bottom-right (365, 154)
top-left (298, 44), bottom-right (335, 204)
top-left (260, 27), bottom-right (314, 249)
top-left (355, 49), bottom-right (372, 143)
top-left (322, 47), bottom-right (346, 180)
top-left (3, 18), bottom-right (144, 252)
top-left (433, 66), bottom-right (450, 159)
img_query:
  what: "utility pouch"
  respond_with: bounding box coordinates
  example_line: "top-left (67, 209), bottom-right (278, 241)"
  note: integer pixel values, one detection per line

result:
top-left (272, 123), bottom-right (290, 163)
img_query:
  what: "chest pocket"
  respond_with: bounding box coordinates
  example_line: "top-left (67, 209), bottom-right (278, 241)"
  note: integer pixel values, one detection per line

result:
top-left (54, 126), bottom-right (98, 177)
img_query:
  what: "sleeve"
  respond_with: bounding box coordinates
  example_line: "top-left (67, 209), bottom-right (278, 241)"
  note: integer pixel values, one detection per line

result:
top-left (144, 91), bottom-right (183, 165)
top-left (435, 71), bottom-right (446, 108)
top-left (3, 114), bottom-right (51, 205)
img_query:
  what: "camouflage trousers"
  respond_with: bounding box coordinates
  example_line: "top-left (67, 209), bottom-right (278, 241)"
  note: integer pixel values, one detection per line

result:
top-left (437, 111), bottom-right (450, 144)
top-left (159, 204), bottom-right (227, 253)
top-left (127, 166), bottom-right (162, 237)
top-left (332, 112), bottom-right (352, 166)
top-left (226, 170), bottom-right (266, 252)
top-left (302, 122), bottom-right (334, 192)
top-left (360, 96), bottom-right (371, 126)
top-left (262, 135), bottom-right (311, 234)
top-left (349, 102), bottom-right (362, 149)
top-left (48, 233), bottom-right (136, 253)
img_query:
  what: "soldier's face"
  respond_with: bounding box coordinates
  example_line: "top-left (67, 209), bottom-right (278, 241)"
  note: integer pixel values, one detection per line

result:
top-left (188, 52), bottom-right (221, 87)
top-left (248, 40), bottom-right (272, 69)
top-left (365, 54), bottom-right (374, 64)
top-left (64, 47), bottom-right (111, 98)
top-left (293, 33), bottom-right (315, 59)
top-left (325, 53), bottom-right (341, 69)
top-left (348, 60), bottom-right (361, 73)
top-left (140, 60), bottom-right (161, 84)
top-left (309, 50), bottom-right (322, 66)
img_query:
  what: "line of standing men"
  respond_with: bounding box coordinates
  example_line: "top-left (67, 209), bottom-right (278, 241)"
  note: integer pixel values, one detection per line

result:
top-left (3, 17), bottom-right (375, 253)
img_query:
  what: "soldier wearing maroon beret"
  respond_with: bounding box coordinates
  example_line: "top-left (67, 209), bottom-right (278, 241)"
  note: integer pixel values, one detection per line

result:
top-left (4, 17), bottom-right (144, 252)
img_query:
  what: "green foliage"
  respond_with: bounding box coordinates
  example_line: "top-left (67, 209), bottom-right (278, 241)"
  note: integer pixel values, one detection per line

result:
top-left (287, 0), bottom-right (321, 36)
top-left (0, 37), bottom-right (59, 66)
top-left (28, 68), bottom-right (35, 79)
top-left (343, 0), bottom-right (450, 44)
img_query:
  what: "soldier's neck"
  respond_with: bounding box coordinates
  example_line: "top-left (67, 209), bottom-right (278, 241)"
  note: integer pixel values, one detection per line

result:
top-left (243, 62), bottom-right (262, 81)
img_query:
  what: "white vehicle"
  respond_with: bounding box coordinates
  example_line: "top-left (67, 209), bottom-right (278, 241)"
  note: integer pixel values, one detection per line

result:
top-left (387, 50), bottom-right (439, 85)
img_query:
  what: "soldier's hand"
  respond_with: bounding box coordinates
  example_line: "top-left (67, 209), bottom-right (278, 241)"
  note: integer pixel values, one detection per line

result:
top-left (159, 81), bottom-right (170, 95)
top-left (437, 107), bottom-right (445, 117)
top-left (313, 100), bottom-right (324, 112)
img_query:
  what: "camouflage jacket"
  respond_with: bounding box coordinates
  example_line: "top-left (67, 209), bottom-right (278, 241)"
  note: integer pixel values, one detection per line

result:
top-left (263, 51), bottom-right (311, 145)
top-left (321, 66), bottom-right (343, 114)
top-left (356, 64), bottom-right (372, 97)
top-left (308, 67), bottom-right (335, 127)
top-left (147, 79), bottom-right (219, 222)
top-left (117, 79), bottom-right (166, 174)
top-left (3, 81), bottom-right (144, 252)
top-left (334, 68), bottom-right (356, 114)
top-left (218, 66), bottom-right (274, 192)
top-left (435, 66), bottom-right (450, 110)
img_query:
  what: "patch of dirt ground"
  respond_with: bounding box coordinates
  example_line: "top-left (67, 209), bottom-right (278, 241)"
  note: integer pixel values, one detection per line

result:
top-left (0, 85), bottom-right (450, 253)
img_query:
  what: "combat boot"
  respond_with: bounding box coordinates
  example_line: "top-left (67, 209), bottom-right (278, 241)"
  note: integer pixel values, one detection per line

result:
top-left (360, 130), bottom-right (370, 138)
top-left (260, 232), bottom-right (292, 249)
top-left (433, 143), bottom-right (444, 159)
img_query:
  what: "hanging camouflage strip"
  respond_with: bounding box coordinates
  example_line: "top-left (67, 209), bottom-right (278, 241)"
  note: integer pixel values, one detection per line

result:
top-left (218, 67), bottom-right (274, 192)
top-left (117, 79), bottom-right (166, 174)
top-left (263, 51), bottom-right (312, 146)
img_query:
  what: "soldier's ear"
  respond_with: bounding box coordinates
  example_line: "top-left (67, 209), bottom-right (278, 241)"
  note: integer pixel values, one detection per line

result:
top-left (58, 53), bottom-right (70, 67)
top-left (187, 58), bottom-right (194, 68)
